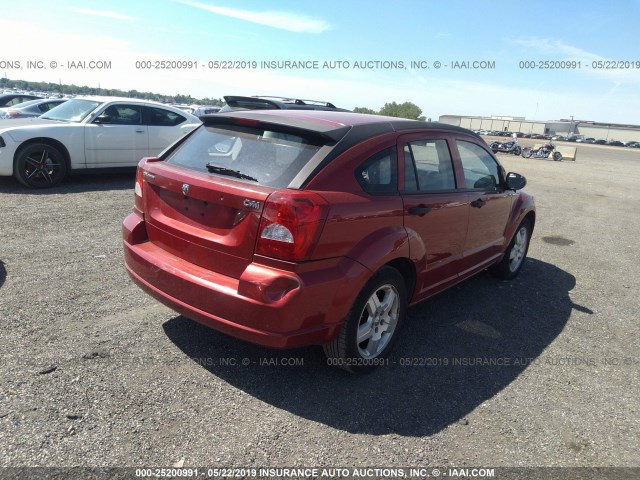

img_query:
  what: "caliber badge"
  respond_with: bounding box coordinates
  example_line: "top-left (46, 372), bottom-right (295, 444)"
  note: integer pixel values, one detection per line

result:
top-left (243, 199), bottom-right (261, 210)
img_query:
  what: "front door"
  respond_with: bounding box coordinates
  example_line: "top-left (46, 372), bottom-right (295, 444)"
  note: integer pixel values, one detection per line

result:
top-left (453, 139), bottom-right (515, 274)
top-left (84, 103), bottom-right (148, 167)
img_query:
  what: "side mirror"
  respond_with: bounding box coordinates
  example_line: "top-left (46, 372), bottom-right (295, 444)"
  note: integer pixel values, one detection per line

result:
top-left (473, 175), bottom-right (496, 190)
top-left (94, 114), bottom-right (112, 124)
top-left (505, 172), bottom-right (526, 190)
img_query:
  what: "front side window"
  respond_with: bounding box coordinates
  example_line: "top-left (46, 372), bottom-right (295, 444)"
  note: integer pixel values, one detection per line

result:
top-left (101, 104), bottom-right (142, 125)
top-left (355, 147), bottom-right (398, 195)
top-left (456, 140), bottom-right (502, 190)
top-left (166, 124), bottom-right (324, 188)
top-left (403, 139), bottom-right (455, 192)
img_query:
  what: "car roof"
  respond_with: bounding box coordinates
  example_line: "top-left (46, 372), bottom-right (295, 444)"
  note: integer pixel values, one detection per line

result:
top-left (63, 96), bottom-right (201, 121)
top-left (67, 95), bottom-right (173, 105)
top-left (14, 98), bottom-right (66, 107)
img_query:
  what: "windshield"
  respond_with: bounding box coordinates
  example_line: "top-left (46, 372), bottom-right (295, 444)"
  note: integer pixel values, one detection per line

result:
top-left (41, 99), bottom-right (102, 122)
top-left (166, 124), bottom-right (325, 188)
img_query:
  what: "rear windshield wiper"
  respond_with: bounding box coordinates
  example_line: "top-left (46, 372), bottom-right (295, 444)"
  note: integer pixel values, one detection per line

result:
top-left (206, 163), bottom-right (258, 182)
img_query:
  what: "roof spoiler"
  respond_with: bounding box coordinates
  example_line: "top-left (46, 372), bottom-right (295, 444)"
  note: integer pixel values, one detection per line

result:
top-left (201, 112), bottom-right (350, 143)
top-left (223, 95), bottom-right (338, 109)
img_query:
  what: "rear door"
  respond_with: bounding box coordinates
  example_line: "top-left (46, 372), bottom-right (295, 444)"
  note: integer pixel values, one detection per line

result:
top-left (143, 106), bottom-right (197, 157)
top-left (399, 133), bottom-right (469, 300)
top-left (453, 139), bottom-right (515, 273)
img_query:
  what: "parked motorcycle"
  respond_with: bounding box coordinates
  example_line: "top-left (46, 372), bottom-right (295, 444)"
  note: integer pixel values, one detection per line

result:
top-left (521, 142), bottom-right (563, 161)
top-left (489, 140), bottom-right (522, 156)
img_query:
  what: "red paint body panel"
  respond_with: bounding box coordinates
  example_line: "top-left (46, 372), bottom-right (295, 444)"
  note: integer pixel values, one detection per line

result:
top-left (123, 115), bottom-right (535, 349)
top-left (123, 212), bottom-right (371, 347)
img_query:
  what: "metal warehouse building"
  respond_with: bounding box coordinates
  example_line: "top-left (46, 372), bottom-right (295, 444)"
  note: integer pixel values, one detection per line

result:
top-left (439, 115), bottom-right (640, 143)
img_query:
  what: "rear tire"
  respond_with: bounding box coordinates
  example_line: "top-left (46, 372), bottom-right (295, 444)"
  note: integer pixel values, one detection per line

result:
top-left (513, 146), bottom-right (522, 156)
top-left (553, 151), bottom-right (563, 161)
top-left (323, 266), bottom-right (407, 373)
top-left (14, 143), bottom-right (67, 188)
top-left (491, 219), bottom-right (532, 280)
top-left (522, 147), bottom-right (532, 158)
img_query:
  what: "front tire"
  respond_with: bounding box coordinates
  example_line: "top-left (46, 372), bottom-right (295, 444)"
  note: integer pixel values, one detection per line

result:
top-left (513, 146), bottom-right (522, 156)
top-left (323, 266), bottom-right (407, 373)
top-left (14, 143), bottom-right (67, 188)
top-left (491, 219), bottom-right (532, 280)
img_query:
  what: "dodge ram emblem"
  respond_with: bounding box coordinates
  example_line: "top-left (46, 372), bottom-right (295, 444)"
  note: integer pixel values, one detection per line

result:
top-left (182, 183), bottom-right (189, 196)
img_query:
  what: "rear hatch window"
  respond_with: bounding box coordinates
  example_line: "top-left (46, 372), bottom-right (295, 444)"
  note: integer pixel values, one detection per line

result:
top-left (165, 124), bottom-right (324, 188)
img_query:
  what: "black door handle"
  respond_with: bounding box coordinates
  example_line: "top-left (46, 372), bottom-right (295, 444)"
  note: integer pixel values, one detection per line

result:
top-left (471, 198), bottom-right (487, 208)
top-left (408, 205), bottom-right (432, 216)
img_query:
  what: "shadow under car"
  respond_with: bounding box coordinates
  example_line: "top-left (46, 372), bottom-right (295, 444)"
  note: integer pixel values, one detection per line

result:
top-left (162, 257), bottom-right (588, 436)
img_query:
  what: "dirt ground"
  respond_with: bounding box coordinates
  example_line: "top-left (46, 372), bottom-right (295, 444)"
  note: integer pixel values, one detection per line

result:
top-left (0, 141), bottom-right (638, 475)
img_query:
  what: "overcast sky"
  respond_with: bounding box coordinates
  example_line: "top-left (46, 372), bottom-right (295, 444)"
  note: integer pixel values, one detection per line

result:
top-left (2, 0), bottom-right (640, 124)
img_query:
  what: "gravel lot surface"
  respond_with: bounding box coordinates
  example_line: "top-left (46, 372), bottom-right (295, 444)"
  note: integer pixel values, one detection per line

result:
top-left (0, 141), bottom-right (639, 475)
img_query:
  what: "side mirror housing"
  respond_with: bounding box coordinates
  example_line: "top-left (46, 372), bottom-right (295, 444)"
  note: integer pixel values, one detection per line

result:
top-left (473, 175), bottom-right (496, 190)
top-left (94, 114), bottom-right (112, 124)
top-left (505, 172), bottom-right (526, 190)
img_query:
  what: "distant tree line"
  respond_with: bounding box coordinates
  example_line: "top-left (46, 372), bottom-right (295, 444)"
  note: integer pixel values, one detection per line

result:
top-left (1, 78), bottom-right (427, 117)
top-left (354, 101), bottom-right (426, 121)
top-left (0, 77), bottom-right (224, 106)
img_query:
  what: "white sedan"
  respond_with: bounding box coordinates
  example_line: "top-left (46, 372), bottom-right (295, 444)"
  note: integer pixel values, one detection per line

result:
top-left (0, 96), bottom-right (201, 188)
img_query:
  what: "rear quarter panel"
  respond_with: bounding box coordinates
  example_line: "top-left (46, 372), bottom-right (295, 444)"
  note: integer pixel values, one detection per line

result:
top-left (306, 132), bottom-right (409, 272)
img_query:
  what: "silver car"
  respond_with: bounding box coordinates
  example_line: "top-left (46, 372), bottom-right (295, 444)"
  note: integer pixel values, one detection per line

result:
top-left (0, 98), bottom-right (67, 119)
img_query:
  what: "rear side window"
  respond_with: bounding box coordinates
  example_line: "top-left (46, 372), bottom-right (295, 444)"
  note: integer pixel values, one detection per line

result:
top-left (145, 107), bottom-right (186, 126)
top-left (355, 148), bottom-right (398, 195)
top-left (166, 125), bottom-right (324, 188)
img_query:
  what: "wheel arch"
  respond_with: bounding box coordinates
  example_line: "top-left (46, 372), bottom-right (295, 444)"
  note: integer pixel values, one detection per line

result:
top-left (503, 194), bottom-right (536, 252)
top-left (340, 226), bottom-right (417, 304)
top-left (14, 137), bottom-right (72, 172)
top-left (523, 210), bottom-right (536, 232)
top-left (384, 257), bottom-right (417, 304)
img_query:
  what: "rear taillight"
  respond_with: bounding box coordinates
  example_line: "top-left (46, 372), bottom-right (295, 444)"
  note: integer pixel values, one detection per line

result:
top-left (134, 157), bottom-right (161, 216)
top-left (134, 166), bottom-right (144, 215)
top-left (256, 191), bottom-right (328, 262)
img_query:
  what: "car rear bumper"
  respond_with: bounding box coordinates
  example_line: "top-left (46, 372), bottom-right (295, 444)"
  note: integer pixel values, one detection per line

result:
top-left (123, 213), bottom-right (371, 348)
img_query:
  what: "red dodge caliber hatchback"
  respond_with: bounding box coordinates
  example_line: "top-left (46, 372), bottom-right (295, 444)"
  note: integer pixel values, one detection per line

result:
top-left (123, 110), bottom-right (535, 372)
